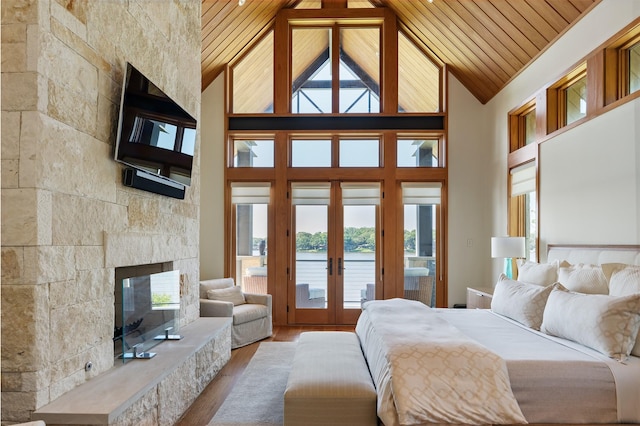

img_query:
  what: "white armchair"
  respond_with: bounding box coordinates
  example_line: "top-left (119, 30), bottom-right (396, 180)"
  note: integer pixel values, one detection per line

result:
top-left (360, 283), bottom-right (375, 305)
top-left (295, 283), bottom-right (325, 308)
top-left (200, 278), bottom-right (272, 349)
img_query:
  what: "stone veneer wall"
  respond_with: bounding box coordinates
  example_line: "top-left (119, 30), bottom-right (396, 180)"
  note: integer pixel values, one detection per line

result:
top-left (1, 0), bottom-right (202, 422)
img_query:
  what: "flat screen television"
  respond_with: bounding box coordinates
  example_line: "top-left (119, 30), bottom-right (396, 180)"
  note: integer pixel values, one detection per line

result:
top-left (114, 62), bottom-right (197, 187)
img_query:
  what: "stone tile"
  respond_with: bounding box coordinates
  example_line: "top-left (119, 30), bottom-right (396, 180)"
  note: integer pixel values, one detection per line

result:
top-left (1, 23), bottom-right (27, 43)
top-left (49, 279), bottom-right (79, 309)
top-left (1, 72), bottom-right (38, 111)
top-left (49, 298), bottom-right (111, 367)
top-left (104, 232), bottom-right (154, 268)
top-left (23, 245), bottom-right (75, 284)
top-left (18, 110), bottom-right (43, 189)
top-left (74, 246), bottom-right (106, 271)
top-left (37, 115), bottom-right (117, 201)
top-left (47, 79), bottom-right (97, 136)
top-left (76, 267), bottom-right (113, 302)
top-left (127, 197), bottom-right (160, 231)
top-left (1, 284), bottom-right (50, 371)
top-left (2, 159), bottom-right (20, 188)
top-left (0, 188), bottom-right (36, 246)
top-left (1, 0), bottom-right (38, 24)
top-left (1, 247), bottom-right (24, 285)
top-left (52, 193), bottom-right (127, 246)
top-left (55, 0), bottom-right (88, 24)
top-left (26, 23), bottom-right (39, 71)
top-left (112, 391), bottom-right (159, 426)
top-left (41, 32), bottom-right (97, 96)
top-left (0, 370), bottom-right (47, 392)
top-left (1, 42), bottom-right (27, 72)
top-left (1, 391), bottom-right (37, 423)
top-left (157, 359), bottom-right (197, 425)
top-left (50, 17), bottom-right (111, 74)
top-left (1, 110), bottom-right (21, 159)
top-left (51, 0), bottom-right (87, 41)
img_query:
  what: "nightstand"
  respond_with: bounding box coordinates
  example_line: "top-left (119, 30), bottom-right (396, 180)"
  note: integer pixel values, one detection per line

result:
top-left (466, 286), bottom-right (494, 309)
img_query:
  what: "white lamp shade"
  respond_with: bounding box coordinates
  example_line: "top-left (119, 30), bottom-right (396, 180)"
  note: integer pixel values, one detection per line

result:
top-left (491, 237), bottom-right (526, 258)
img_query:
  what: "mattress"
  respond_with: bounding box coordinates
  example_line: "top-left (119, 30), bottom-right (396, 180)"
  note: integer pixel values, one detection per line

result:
top-left (438, 308), bottom-right (640, 424)
top-left (356, 304), bottom-right (640, 425)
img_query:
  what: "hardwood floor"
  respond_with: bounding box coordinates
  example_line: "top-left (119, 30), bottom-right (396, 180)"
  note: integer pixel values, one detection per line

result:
top-left (175, 325), bottom-right (354, 426)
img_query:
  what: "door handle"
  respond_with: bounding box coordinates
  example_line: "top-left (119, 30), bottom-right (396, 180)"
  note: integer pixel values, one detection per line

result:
top-left (328, 258), bottom-right (333, 275)
top-left (338, 257), bottom-right (343, 275)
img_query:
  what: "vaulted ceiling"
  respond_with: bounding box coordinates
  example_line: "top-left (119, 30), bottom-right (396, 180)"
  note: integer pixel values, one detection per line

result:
top-left (202, 0), bottom-right (599, 104)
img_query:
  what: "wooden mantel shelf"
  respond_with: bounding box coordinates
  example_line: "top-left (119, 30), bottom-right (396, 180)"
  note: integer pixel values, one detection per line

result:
top-left (33, 317), bottom-right (232, 425)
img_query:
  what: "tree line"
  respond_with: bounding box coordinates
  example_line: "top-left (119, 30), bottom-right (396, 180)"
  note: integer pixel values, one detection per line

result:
top-left (254, 228), bottom-right (417, 253)
top-left (289, 227), bottom-right (417, 252)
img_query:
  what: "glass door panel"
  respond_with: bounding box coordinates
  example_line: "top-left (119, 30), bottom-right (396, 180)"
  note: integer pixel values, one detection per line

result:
top-left (402, 182), bottom-right (441, 307)
top-left (403, 204), bottom-right (436, 307)
top-left (294, 204), bottom-right (328, 310)
top-left (343, 204), bottom-right (376, 309)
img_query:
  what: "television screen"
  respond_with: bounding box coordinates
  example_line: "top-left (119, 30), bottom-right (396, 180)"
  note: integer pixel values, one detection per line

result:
top-left (114, 63), bottom-right (197, 186)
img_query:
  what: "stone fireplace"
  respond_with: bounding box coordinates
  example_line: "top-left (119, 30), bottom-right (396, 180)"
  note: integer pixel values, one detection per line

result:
top-left (1, 1), bottom-right (203, 423)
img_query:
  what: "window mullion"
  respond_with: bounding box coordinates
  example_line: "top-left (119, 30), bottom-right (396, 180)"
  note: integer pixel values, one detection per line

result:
top-left (332, 23), bottom-right (340, 113)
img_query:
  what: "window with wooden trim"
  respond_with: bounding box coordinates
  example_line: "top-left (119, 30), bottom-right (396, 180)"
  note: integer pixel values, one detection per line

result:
top-left (508, 100), bottom-right (536, 152)
top-left (232, 139), bottom-right (275, 168)
top-left (508, 162), bottom-right (537, 262)
top-left (604, 22), bottom-right (640, 105)
top-left (230, 182), bottom-right (271, 294)
top-left (563, 74), bottom-right (587, 125)
top-left (290, 24), bottom-right (381, 114)
top-left (546, 63), bottom-right (587, 133)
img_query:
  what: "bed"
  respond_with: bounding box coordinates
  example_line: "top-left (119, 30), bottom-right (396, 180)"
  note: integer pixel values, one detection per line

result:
top-left (355, 244), bottom-right (640, 426)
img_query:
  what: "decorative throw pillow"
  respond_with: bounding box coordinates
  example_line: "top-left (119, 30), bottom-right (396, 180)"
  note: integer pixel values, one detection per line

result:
top-left (557, 262), bottom-right (608, 294)
top-left (541, 287), bottom-right (640, 361)
top-left (601, 263), bottom-right (640, 357)
top-left (491, 274), bottom-right (558, 330)
top-left (516, 260), bottom-right (559, 286)
top-left (207, 286), bottom-right (246, 306)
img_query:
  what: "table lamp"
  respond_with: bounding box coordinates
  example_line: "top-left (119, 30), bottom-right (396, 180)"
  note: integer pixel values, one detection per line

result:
top-left (491, 236), bottom-right (526, 279)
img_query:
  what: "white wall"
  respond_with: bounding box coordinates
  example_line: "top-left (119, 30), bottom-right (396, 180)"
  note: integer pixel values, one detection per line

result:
top-left (485, 0), bottom-right (640, 274)
top-left (446, 74), bottom-right (494, 306)
top-left (200, 74), bottom-right (226, 279)
top-left (540, 100), bottom-right (639, 247)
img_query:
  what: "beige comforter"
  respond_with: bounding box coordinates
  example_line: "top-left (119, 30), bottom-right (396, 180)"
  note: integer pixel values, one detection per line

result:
top-left (356, 299), bottom-right (527, 426)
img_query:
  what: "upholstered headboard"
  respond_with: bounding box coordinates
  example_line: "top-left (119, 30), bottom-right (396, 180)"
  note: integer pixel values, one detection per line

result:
top-left (547, 244), bottom-right (640, 266)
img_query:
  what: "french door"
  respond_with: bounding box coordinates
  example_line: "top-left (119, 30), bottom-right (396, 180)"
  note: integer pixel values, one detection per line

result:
top-left (288, 181), bottom-right (381, 325)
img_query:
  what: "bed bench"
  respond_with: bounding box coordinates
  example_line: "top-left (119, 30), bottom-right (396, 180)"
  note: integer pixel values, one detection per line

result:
top-left (283, 331), bottom-right (377, 426)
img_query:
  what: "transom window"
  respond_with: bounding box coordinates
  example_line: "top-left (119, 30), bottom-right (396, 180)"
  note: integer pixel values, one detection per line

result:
top-left (563, 75), bottom-right (587, 126)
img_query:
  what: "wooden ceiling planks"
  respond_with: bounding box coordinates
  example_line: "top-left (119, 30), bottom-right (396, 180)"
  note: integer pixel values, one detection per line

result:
top-left (201, 0), bottom-right (598, 104)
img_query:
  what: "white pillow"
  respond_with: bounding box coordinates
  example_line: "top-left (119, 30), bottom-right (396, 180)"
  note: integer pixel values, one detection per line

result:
top-left (491, 274), bottom-right (558, 330)
top-left (601, 263), bottom-right (640, 357)
top-left (516, 260), bottom-right (559, 286)
top-left (602, 263), bottom-right (640, 296)
top-left (541, 287), bottom-right (640, 361)
top-left (207, 286), bottom-right (246, 306)
top-left (557, 262), bottom-right (608, 294)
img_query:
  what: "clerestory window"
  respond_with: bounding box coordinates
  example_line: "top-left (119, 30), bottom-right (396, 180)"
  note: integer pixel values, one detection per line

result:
top-left (291, 26), bottom-right (380, 114)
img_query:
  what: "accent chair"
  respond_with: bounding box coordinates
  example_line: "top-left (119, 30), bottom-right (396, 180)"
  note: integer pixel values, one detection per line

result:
top-left (200, 277), bottom-right (272, 349)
